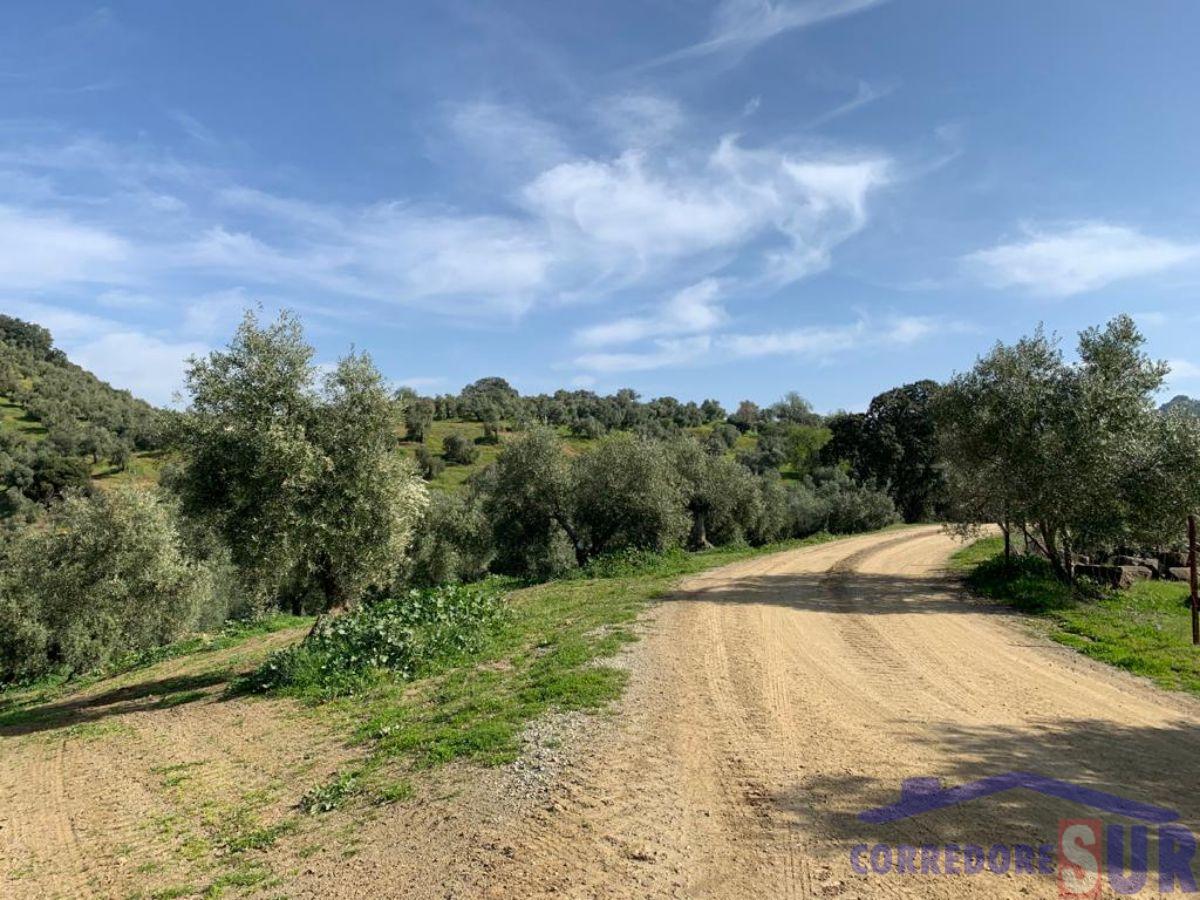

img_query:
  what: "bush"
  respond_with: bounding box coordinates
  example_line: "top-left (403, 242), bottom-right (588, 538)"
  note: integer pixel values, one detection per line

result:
top-left (414, 445), bottom-right (444, 480)
top-left (570, 433), bottom-right (689, 558)
top-left (783, 483), bottom-right (829, 537)
top-left (479, 420), bottom-right (502, 445)
top-left (0, 488), bottom-right (217, 683)
top-left (402, 491), bottom-right (494, 586)
top-left (811, 466), bottom-right (899, 534)
top-left (442, 433), bottom-right (480, 465)
top-left (966, 553), bottom-right (1077, 612)
top-left (242, 581), bottom-right (509, 698)
top-left (709, 423), bottom-right (740, 450)
top-left (569, 416), bottom-right (605, 440)
top-left (481, 428), bottom-right (579, 579)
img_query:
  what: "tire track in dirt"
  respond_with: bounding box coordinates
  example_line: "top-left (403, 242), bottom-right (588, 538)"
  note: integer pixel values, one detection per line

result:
top-left (0, 627), bottom-right (357, 899)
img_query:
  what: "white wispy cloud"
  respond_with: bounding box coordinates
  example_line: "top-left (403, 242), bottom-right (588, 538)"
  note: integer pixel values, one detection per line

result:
top-left (524, 136), bottom-right (891, 290)
top-left (966, 222), bottom-right (1200, 297)
top-left (0, 90), bottom-right (899, 384)
top-left (0, 205), bottom-right (129, 288)
top-left (594, 93), bottom-right (685, 148)
top-left (176, 210), bottom-right (552, 317)
top-left (169, 110), bottom-right (220, 148)
top-left (645, 0), bottom-right (888, 68)
top-left (574, 314), bottom-right (954, 373)
top-left (444, 101), bottom-right (573, 175)
top-left (1167, 359), bottom-right (1200, 382)
top-left (809, 79), bottom-right (897, 128)
top-left (575, 279), bottom-right (726, 347)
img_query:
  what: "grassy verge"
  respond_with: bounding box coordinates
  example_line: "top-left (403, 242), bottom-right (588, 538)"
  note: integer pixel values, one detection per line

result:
top-left (257, 531), bottom-right (860, 811)
top-left (952, 536), bottom-right (1200, 696)
top-left (0, 614), bottom-right (310, 726)
top-left (0, 394), bottom-right (46, 440)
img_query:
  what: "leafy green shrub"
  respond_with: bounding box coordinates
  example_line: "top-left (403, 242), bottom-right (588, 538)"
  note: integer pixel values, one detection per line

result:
top-left (442, 433), bottom-right (479, 465)
top-left (811, 466), bottom-right (899, 534)
top-left (242, 580), bottom-right (509, 697)
top-left (578, 547), bottom-right (691, 579)
top-left (414, 445), bottom-right (444, 481)
top-left (0, 488), bottom-right (217, 683)
top-left (966, 553), bottom-right (1077, 612)
top-left (299, 771), bottom-right (360, 813)
top-left (402, 491), bottom-right (494, 586)
top-left (570, 433), bottom-right (689, 558)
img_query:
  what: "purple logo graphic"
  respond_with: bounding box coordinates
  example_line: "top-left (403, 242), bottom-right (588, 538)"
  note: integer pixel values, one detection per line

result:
top-left (851, 773), bottom-right (1197, 896)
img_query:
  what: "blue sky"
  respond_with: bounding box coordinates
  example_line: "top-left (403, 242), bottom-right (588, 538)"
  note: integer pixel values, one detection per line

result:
top-left (2, 1), bottom-right (1199, 409)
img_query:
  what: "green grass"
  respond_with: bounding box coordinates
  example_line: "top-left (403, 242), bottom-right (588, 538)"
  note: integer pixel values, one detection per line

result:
top-left (284, 531), bottom-right (866, 809)
top-left (92, 449), bottom-right (169, 488)
top-left (0, 394), bottom-right (47, 440)
top-left (398, 420), bottom-right (506, 491)
top-left (952, 537), bottom-right (1200, 696)
top-left (0, 614), bottom-right (310, 726)
top-left (946, 533), bottom-right (1007, 572)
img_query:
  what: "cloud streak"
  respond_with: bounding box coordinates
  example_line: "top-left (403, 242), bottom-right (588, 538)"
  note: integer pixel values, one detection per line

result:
top-left (966, 222), bottom-right (1200, 297)
top-left (574, 279), bottom-right (726, 347)
top-left (643, 0), bottom-right (888, 68)
top-left (574, 314), bottom-right (955, 373)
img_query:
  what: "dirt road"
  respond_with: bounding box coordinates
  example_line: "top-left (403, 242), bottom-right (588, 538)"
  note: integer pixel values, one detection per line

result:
top-left (453, 525), bottom-right (1200, 898)
top-left (5, 526), bottom-right (1200, 898)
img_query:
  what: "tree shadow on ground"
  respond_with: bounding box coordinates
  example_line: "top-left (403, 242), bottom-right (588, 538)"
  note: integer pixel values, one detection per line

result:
top-left (0, 670), bottom-right (231, 737)
top-left (662, 570), bottom-right (1009, 617)
top-left (772, 717), bottom-right (1200, 885)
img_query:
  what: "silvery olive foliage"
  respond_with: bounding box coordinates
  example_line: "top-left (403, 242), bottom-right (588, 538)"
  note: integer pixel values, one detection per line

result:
top-left (938, 315), bottom-right (1200, 577)
top-left (170, 310), bottom-right (427, 611)
top-left (480, 427), bottom-right (897, 578)
top-left (0, 487), bottom-right (213, 681)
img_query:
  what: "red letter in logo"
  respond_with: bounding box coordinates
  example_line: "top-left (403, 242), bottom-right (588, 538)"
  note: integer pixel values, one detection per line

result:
top-left (1058, 819), bottom-right (1102, 898)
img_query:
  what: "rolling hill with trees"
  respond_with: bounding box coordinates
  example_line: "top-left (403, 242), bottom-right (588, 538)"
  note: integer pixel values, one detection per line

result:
top-left (1161, 394), bottom-right (1200, 417)
top-left (0, 315), bottom-right (166, 520)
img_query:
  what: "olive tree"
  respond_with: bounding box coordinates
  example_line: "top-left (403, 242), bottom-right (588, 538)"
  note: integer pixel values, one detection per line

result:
top-left (671, 437), bottom-right (760, 548)
top-left (570, 433), bottom-right (689, 559)
top-left (0, 488), bottom-right (213, 681)
top-left (402, 491), bottom-right (495, 586)
top-left (442, 432), bottom-right (480, 465)
top-left (482, 427), bottom-right (579, 576)
top-left (170, 310), bottom-right (427, 611)
top-left (939, 315), bottom-right (1200, 579)
top-left (302, 353), bottom-right (428, 609)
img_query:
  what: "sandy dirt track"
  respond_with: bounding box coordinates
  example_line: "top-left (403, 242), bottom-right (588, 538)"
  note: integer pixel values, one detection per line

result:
top-left (4, 526), bottom-right (1200, 898)
top-left (449, 525), bottom-right (1200, 899)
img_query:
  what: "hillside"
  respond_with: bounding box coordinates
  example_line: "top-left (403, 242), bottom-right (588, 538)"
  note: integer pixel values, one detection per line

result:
top-left (397, 419), bottom-right (761, 493)
top-left (2, 314), bottom-right (773, 511)
top-left (0, 315), bottom-right (167, 516)
top-left (1161, 394), bottom-right (1200, 417)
